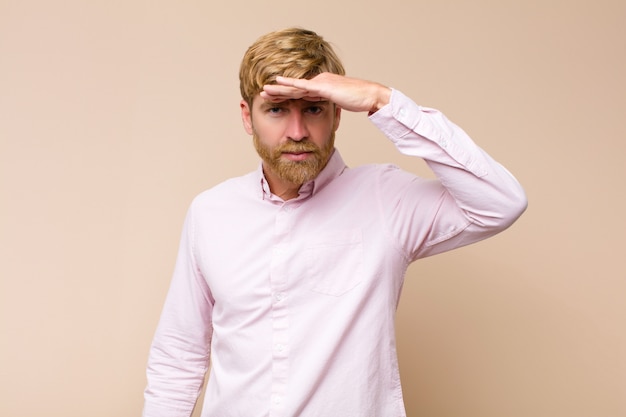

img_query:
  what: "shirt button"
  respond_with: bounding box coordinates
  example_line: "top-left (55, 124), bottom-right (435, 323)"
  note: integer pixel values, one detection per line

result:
top-left (272, 395), bottom-right (281, 405)
top-left (275, 343), bottom-right (285, 352)
top-left (275, 292), bottom-right (285, 301)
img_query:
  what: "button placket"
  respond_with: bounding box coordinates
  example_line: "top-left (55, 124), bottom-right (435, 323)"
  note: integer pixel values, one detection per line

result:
top-left (269, 203), bottom-right (295, 416)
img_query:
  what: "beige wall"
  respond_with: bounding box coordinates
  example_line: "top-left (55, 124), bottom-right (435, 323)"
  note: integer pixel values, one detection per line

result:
top-left (1, 1), bottom-right (624, 416)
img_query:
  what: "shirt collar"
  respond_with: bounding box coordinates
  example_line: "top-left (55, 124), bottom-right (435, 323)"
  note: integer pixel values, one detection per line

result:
top-left (255, 149), bottom-right (347, 201)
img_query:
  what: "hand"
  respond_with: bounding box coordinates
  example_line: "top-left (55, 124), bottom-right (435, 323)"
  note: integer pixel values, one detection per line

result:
top-left (260, 73), bottom-right (392, 114)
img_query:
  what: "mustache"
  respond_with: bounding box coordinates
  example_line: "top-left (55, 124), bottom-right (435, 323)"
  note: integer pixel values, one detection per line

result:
top-left (276, 141), bottom-right (320, 154)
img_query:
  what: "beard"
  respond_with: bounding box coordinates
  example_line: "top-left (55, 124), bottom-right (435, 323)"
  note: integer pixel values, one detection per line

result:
top-left (253, 132), bottom-right (335, 185)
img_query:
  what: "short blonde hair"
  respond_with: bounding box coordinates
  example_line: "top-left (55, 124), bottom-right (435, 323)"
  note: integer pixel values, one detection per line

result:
top-left (239, 27), bottom-right (345, 105)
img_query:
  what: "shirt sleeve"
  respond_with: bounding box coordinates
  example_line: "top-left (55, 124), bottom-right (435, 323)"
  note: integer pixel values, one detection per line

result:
top-left (369, 89), bottom-right (528, 261)
top-left (143, 202), bottom-right (214, 417)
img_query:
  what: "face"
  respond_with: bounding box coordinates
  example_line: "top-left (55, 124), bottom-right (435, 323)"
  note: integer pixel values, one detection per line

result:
top-left (241, 95), bottom-right (341, 189)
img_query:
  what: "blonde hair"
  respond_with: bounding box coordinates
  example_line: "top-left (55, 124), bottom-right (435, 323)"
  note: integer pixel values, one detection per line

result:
top-left (239, 27), bottom-right (345, 105)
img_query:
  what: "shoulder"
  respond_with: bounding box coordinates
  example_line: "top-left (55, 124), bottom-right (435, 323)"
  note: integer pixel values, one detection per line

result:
top-left (345, 163), bottom-right (418, 184)
top-left (191, 171), bottom-right (257, 209)
top-left (340, 163), bottom-right (437, 201)
top-left (314, 163), bottom-right (423, 201)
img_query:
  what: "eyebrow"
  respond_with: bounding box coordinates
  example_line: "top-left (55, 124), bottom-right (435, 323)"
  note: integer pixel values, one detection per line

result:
top-left (259, 99), bottom-right (331, 110)
top-left (259, 101), bottom-right (283, 110)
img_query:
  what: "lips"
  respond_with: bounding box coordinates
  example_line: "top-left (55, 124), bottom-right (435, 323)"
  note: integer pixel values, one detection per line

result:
top-left (282, 151), bottom-right (312, 162)
top-left (277, 142), bottom-right (318, 162)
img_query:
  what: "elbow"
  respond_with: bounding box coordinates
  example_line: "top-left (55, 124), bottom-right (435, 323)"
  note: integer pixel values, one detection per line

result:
top-left (509, 184), bottom-right (528, 220)
top-left (467, 186), bottom-right (528, 234)
top-left (492, 187), bottom-right (528, 231)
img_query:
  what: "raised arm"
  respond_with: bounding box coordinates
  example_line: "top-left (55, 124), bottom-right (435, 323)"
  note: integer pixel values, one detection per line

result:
top-left (264, 73), bottom-right (527, 259)
top-left (370, 89), bottom-right (527, 259)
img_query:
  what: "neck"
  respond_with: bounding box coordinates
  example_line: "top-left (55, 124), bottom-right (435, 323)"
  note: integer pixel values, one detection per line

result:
top-left (273, 185), bottom-right (300, 201)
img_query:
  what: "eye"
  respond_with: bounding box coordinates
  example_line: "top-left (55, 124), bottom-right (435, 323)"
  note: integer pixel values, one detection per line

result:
top-left (305, 106), bottom-right (323, 115)
top-left (267, 106), bottom-right (283, 114)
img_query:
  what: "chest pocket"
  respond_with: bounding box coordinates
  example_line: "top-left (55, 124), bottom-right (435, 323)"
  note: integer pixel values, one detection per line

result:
top-left (305, 229), bottom-right (364, 296)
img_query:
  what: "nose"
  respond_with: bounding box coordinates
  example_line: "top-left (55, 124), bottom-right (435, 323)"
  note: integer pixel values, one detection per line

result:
top-left (285, 111), bottom-right (309, 142)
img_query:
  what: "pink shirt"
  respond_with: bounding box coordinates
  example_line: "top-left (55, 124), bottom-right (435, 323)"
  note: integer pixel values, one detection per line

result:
top-left (143, 89), bottom-right (527, 417)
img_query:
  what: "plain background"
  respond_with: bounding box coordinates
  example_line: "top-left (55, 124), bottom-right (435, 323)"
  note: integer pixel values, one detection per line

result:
top-left (1, 1), bottom-right (625, 416)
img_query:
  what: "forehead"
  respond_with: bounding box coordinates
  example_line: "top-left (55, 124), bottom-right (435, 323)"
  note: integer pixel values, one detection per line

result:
top-left (253, 95), bottom-right (331, 109)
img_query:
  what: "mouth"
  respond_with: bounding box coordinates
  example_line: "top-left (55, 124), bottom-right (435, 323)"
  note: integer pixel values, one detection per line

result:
top-left (282, 151), bottom-right (312, 162)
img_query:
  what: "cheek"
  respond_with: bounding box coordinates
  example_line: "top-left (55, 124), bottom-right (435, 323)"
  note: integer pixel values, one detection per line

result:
top-left (252, 125), bottom-right (281, 152)
top-left (311, 122), bottom-right (336, 144)
top-left (252, 119), bottom-right (284, 142)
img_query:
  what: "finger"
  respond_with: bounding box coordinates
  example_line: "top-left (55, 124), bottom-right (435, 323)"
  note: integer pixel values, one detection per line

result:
top-left (258, 92), bottom-right (287, 102)
top-left (275, 76), bottom-right (322, 95)
top-left (274, 75), bottom-right (301, 87)
top-left (263, 84), bottom-right (306, 97)
top-left (276, 76), bottom-right (333, 101)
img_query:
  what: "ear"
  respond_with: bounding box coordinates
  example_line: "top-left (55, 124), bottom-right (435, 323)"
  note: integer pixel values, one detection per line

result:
top-left (333, 105), bottom-right (342, 132)
top-left (240, 99), bottom-right (253, 135)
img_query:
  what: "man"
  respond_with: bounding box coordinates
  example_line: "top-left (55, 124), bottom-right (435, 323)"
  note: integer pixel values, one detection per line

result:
top-left (143, 27), bottom-right (527, 417)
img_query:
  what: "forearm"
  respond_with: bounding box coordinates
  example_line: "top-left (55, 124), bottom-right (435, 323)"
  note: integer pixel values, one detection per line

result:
top-left (143, 207), bottom-right (214, 417)
top-left (144, 325), bottom-right (211, 417)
